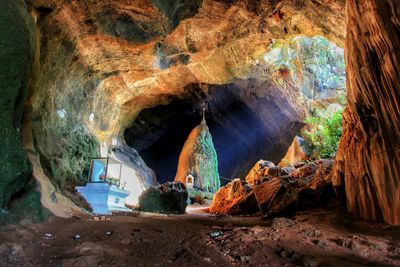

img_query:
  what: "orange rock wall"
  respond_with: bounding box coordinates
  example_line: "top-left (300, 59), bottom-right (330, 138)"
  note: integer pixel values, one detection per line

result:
top-left (333, 0), bottom-right (400, 224)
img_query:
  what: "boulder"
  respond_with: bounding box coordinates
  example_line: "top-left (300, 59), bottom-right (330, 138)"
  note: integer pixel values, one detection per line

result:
top-left (279, 166), bottom-right (296, 176)
top-left (254, 177), bottom-right (297, 217)
top-left (278, 136), bottom-right (310, 167)
top-left (245, 160), bottom-right (276, 185)
top-left (291, 162), bottom-right (319, 179)
top-left (138, 182), bottom-right (188, 214)
top-left (209, 179), bottom-right (259, 215)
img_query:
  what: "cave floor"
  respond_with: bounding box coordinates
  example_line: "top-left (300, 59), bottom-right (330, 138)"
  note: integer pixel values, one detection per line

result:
top-left (0, 208), bottom-right (399, 267)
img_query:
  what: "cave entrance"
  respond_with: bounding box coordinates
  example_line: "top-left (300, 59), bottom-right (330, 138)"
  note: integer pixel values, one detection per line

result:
top-left (124, 36), bottom-right (346, 185)
top-left (124, 82), bottom-right (304, 185)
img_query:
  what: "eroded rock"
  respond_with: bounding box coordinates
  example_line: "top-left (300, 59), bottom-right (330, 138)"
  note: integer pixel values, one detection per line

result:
top-left (138, 182), bottom-right (188, 214)
top-left (209, 179), bottom-right (259, 215)
top-left (245, 160), bottom-right (276, 185)
top-left (210, 159), bottom-right (336, 217)
top-left (333, 0), bottom-right (400, 225)
top-left (278, 136), bottom-right (310, 167)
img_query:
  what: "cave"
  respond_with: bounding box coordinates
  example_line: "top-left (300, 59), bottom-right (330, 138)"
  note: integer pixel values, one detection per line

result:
top-left (1, 0), bottom-right (400, 266)
top-left (124, 82), bottom-right (304, 184)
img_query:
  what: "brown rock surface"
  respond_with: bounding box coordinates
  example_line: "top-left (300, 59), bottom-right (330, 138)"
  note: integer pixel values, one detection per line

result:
top-left (245, 160), bottom-right (276, 185)
top-left (278, 136), bottom-right (310, 167)
top-left (253, 177), bottom-right (296, 216)
top-left (211, 159), bottom-right (336, 217)
top-left (333, 0), bottom-right (400, 224)
top-left (291, 162), bottom-right (319, 179)
top-left (209, 179), bottom-right (259, 215)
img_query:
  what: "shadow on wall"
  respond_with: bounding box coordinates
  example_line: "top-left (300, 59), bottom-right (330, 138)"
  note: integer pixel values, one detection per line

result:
top-left (124, 81), bottom-right (304, 184)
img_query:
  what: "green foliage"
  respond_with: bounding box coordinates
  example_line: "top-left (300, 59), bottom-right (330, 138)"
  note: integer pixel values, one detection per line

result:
top-left (302, 104), bottom-right (344, 158)
top-left (54, 126), bottom-right (100, 187)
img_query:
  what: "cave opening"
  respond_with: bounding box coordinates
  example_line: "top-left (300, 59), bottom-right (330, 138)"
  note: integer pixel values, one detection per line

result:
top-left (124, 36), bottom-right (346, 185)
top-left (124, 82), bottom-right (304, 185)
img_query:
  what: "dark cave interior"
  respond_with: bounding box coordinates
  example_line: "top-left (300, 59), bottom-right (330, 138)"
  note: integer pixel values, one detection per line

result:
top-left (124, 82), bottom-right (304, 184)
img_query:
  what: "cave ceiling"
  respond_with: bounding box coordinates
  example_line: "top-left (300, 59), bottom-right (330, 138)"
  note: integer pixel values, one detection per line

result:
top-left (25, 0), bottom-right (346, 188)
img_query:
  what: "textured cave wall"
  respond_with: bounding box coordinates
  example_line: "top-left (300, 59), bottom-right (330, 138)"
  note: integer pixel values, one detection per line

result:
top-left (333, 0), bottom-right (400, 224)
top-left (25, 0), bottom-right (345, 193)
top-left (0, 0), bottom-right (34, 208)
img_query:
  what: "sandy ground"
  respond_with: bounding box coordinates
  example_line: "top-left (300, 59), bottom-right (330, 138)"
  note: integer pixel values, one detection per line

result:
top-left (0, 206), bottom-right (399, 267)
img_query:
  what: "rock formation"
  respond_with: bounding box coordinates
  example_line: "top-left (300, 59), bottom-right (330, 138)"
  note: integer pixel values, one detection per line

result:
top-left (0, 0), bottom-right (34, 208)
top-left (333, 0), bottom-right (400, 224)
top-left (138, 182), bottom-right (188, 214)
top-left (278, 136), bottom-right (310, 167)
top-left (21, 0), bottom-right (345, 197)
top-left (245, 160), bottom-right (276, 185)
top-left (209, 179), bottom-right (259, 215)
top-left (175, 116), bottom-right (220, 193)
top-left (210, 159), bottom-right (336, 216)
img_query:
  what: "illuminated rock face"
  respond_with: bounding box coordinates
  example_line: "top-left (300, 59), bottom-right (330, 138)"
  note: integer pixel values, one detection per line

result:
top-left (333, 0), bottom-right (400, 225)
top-left (23, 0), bottom-right (345, 193)
top-left (278, 136), bottom-right (310, 167)
top-left (175, 118), bottom-right (220, 193)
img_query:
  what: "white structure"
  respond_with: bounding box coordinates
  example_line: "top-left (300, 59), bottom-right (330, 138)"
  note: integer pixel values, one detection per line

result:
top-left (76, 183), bottom-right (130, 214)
top-left (186, 174), bottom-right (194, 189)
top-left (76, 157), bottom-right (144, 214)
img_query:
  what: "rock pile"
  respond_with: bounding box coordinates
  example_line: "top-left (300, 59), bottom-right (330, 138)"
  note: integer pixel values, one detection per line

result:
top-left (210, 159), bottom-right (336, 217)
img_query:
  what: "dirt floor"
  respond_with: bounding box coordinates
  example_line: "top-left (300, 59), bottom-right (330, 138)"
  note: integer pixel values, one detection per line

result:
top-left (0, 206), bottom-right (399, 267)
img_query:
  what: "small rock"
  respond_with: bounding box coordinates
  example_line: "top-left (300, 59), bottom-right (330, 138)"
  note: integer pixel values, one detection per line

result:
top-left (368, 242), bottom-right (382, 250)
top-left (120, 238), bottom-right (132, 245)
top-left (314, 230), bottom-right (322, 237)
top-left (302, 229), bottom-right (315, 237)
top-left (240, 256), bottom-right (251, 262)
top-left (73, 234), bottom-right (80, 241)
top-left (272, 217), bottom-right (296, 229)
top-left (251, 226), bottom-right (264, 235)
top-left (106, 231), bottom-right (113, 236)
top-left (210, 231), bottom-right (223, 238)
top-left (312, 239), bottom-right (326, 248)
top-left (204, 257), bottom-right (212, 263)
top-left (344, 240), bottom-right (357, 251)
top-left (43, 233), bottom-right (54, 240)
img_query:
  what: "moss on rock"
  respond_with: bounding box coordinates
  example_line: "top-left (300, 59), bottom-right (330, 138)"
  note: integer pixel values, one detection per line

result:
top-left (0, 0), bottom-right (34, 208)
top-left (0, 180), bottom-right (48, 224)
